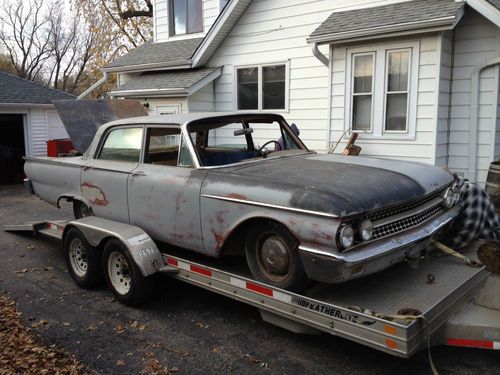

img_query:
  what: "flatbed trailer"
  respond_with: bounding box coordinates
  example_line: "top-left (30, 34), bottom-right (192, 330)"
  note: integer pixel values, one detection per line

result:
top-left (4, 218), bottom-right (500, 362)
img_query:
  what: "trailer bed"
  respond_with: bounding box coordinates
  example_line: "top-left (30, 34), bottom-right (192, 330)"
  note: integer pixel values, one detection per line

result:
top-left (3, 220), bottom-right (494, 358)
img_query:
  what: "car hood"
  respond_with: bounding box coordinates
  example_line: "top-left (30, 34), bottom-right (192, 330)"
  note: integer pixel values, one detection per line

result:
top-left (208, 153), bottom-right (454, 217)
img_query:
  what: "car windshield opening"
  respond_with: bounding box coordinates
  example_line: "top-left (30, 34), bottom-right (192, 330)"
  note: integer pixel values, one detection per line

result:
top-left (187, 117), bottom-right (307, 167)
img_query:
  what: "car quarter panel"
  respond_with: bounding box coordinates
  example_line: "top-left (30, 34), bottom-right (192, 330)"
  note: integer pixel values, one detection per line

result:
top-left (24, 157), bottom-right (85, 206)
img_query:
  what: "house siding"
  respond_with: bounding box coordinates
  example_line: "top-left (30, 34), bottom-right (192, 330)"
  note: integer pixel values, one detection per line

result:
top-left (144, 98), bottom-right (189, 115)
top-left (208, 0), bottom-right (402, 152)
top-left (30, 109), bottom-right (49, 157)
top-left (329, 34), bottom-right (439, 163)
top-left (446, 10), bottom-right (499, 184)
top-left (189, 82), bottom-right (215, 111)
top-left (155, 0), bottom-right (221, 43)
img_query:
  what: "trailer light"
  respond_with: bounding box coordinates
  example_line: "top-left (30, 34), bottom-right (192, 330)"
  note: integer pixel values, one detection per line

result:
top-left (359, 219), bottom-right (373, 241)
top-left (339, 225), bottom-right (354, 249)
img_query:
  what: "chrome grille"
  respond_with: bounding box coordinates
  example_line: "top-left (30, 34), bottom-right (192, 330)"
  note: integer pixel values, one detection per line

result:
top-left (368, 190), bottom-right (445, 223)
top-left (371, 201), bottom-right (444, 240)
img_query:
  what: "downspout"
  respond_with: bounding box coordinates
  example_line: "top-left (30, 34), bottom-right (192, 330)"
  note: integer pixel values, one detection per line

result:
top-left (312, 42), bottom-right (329, 67)
top-left (77, 72), bottom-right (109, 100)
top-left (311, 42), bottom-right (331, 152)
top-left (468, 57), bottom-right (500, 181)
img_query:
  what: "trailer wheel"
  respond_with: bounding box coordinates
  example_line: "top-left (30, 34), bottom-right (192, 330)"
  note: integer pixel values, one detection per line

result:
top-left (103, 239), bottom-right (155, 306)
top-left (245, 222), bottom-right (309, 292)
top-left (64, 227), bottom-right (103, 288)
top-left (73, 201), bottom-right (92, 219)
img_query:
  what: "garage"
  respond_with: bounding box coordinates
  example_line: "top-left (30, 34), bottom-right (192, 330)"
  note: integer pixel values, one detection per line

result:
top-left (0, 71), bottom-right (74, 185)
top-left (0, 114), bottom-right (25, 184)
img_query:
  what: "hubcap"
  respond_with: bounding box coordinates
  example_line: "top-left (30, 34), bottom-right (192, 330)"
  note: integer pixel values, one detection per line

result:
top-left (69, 238), bottom-right (88, 278)
top-left (258, 235), bottom-right (291, 281)
top-left (107, 251), bottom-right (131, 295)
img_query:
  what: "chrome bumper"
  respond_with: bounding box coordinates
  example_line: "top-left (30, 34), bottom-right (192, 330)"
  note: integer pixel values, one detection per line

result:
top-left (298, 205), bottom-right (460, 283)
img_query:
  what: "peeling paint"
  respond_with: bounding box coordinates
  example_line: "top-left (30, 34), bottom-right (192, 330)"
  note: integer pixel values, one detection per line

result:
top-left (80, 182), bottom-right (108, 206)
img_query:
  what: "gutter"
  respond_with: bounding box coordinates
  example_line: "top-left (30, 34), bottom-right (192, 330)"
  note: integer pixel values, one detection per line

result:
top-left (77, 72), bottom-right (108, 99)
top-left (468, 57), bottom-right (500, 181)
top-left (103, 61), bottom-right (191, 74)
top-left (307, 15), bottom-right (462, 45)
top-left (312, 42), bottom-right (329, 67)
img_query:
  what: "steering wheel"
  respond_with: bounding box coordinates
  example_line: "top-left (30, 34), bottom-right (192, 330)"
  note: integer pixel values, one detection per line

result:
top-left (257, 140), bottom-right (280, 155)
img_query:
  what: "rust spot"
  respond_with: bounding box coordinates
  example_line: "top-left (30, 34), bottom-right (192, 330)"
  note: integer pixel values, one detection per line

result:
top-left (80, 182), bottom-right (108, 206)
top-left (211, 229), bottom-right (224, 252)
top-left (215, 210), bottom-right (229, 225)
top-left (226, 193), bottom-right (247, 200)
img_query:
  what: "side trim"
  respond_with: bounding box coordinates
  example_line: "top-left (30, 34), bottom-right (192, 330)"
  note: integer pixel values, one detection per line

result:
top-left (201, 194), bottom-right (338, 218)
top-left (298, 245), bottom-right (343, 260)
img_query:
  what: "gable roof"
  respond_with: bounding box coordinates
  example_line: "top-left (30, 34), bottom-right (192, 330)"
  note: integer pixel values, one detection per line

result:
top-left (104, 38), bottom-right (204, 73)
top-left (109, 67), bottom-right (222, 97)
top-left (308, 0), bottom-right (466, 44)
top-left (0, 71), bottom-right (74, 105)
top-left (104, 0), bottom-right (252, 73)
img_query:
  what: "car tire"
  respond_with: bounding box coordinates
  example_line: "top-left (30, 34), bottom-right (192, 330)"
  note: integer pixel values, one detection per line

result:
top-left (64, 227), bottom-right (103, 288)
top-left (102, 239), bottom-right (155, 306)
top-left (73, 201), bottom-right (92, 219)
top-left (245, 222), bottom-right (309, 292)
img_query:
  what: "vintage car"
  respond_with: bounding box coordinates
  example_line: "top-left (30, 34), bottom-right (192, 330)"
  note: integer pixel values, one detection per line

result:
top-left (24, 112), bottom-right (460, 291)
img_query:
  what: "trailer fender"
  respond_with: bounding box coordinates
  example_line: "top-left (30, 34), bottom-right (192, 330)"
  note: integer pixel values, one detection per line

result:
top-left (57, 193), bottom-right (91, 210)
top-left (63, 216), bottom-right (163, 277)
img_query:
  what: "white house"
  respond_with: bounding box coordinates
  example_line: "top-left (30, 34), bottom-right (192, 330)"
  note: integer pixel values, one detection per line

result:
top-left (0, 71), bottom-right (72, 184)
top-left (104, 0), bottom-right (500, 184)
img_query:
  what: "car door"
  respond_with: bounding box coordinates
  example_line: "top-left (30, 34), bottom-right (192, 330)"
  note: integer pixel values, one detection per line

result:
top-left (127, 125), bottom-right (207, 253)
top-left (81, 125), bottom-right (144, 223)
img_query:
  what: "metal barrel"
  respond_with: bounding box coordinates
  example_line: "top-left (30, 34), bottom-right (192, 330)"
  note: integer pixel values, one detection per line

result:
top-left (485, 161), bottom-right (500, 210)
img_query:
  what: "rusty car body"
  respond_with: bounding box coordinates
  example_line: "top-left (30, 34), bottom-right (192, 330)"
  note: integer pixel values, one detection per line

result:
top-left (24, 112), bottom-right (460, 291)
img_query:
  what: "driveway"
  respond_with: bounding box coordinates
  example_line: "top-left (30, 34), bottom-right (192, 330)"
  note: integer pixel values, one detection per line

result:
top-left (0, 185), bottom-right (497, 374)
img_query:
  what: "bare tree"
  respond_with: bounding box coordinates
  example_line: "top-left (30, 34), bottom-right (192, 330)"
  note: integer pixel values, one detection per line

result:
top-left (0, 0), bottom-right (54, 81)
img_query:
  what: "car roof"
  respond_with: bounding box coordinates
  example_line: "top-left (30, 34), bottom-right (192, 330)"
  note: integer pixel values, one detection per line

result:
top-left (102, 112), bottom-right (284, 129)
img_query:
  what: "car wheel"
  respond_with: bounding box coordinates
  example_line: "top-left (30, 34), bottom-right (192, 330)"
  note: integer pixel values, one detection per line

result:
top-left (245, 222), bottom-right (309, 292)
top-left (73, 201), bottom-right (92, 219)
top-left (103, 239), bottom-right (155, 306)
top-left (64, 227), bottom-right (103, 288)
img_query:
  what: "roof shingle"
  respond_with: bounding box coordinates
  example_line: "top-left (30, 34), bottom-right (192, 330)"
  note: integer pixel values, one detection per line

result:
top-left (111, 67), bottom-right (221, 95)
top-left (309, 0), bottom-right (465, 42)
top-left (0, 71), bottom-right (74, 104)
top-left (106, 38), bottom-right (204, 70)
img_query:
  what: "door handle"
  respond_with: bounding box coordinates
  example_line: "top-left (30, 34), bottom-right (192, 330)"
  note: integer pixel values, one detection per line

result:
top-left (131, 171), bottom-right (146, 177)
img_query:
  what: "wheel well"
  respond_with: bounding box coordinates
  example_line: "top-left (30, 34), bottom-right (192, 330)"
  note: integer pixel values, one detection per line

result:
top-left (220, 217), bottom-right (294, 256)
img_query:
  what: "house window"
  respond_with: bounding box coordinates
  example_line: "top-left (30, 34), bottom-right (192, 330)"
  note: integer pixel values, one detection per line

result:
top-left (236, 63), bottom-right (288, 111)
top-left (170, 0), bottom-right (203, 36)
top-left (345, 42), bottom-right (418, 138)
top-left (351, 53), bottom-right (374, 131)
top-left (385, 50), bottom-right (410, 132)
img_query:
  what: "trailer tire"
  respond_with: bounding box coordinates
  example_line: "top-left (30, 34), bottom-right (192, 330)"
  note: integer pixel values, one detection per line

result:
top-left (245, 222), bottom-right (309, 292)
top-left (73, 201), bottom-right (92, 219)
top-left (64, 227), bottom-right (103, 288)
top-left (103, 239), bottom-right (155, 306)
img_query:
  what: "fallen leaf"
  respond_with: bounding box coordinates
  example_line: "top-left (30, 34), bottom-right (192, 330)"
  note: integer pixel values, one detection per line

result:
top-left (116, 360), bottom-right (125, 366)
top-left (138, 324), bottom-right (146, 332)
top-left (130, 320), bottom-right (138, 328)
top-left (15, 269), bottom-right (28, 274)
top-left (115, 324), bottom-right (126, 333)
top-left (62, 322), bottom-right (71, 326)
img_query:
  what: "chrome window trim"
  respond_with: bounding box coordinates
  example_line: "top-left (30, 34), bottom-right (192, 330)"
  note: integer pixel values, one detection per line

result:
top-left (201, 194), bottom-right (338, 218)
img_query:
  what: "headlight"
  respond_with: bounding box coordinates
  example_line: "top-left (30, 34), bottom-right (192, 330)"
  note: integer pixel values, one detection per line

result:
top-left (443, 187), bottom-right (454, 208)
top-left (339, 225), bottom-right (354, 249)
top-left (359, 219), bottom-right (373, 241)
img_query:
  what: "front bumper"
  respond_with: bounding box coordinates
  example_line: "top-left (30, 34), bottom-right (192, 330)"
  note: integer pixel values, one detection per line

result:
top-left (298, 205), bottom-right (460, 283)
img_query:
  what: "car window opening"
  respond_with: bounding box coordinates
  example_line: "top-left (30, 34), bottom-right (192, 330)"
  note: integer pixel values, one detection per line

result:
top-left (187, 118), bottom-right (306, 167)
